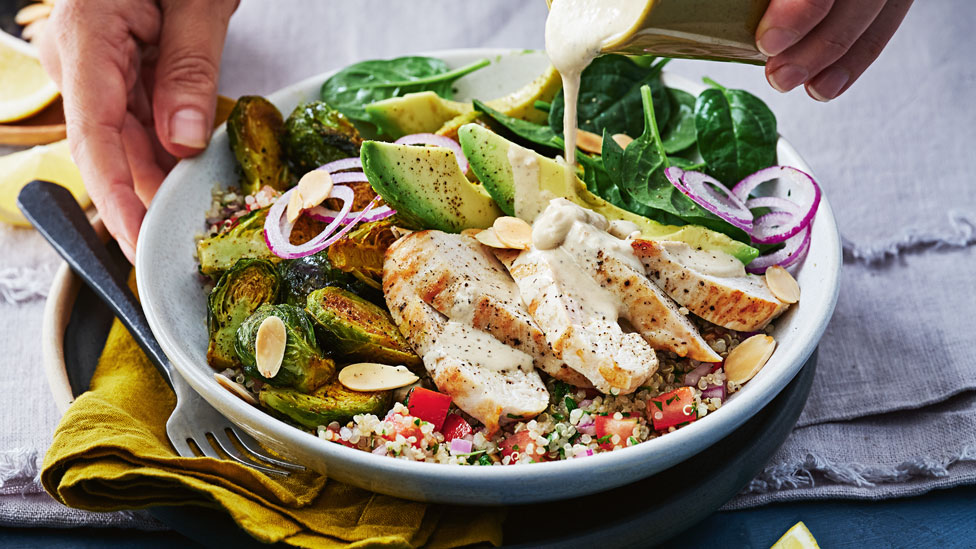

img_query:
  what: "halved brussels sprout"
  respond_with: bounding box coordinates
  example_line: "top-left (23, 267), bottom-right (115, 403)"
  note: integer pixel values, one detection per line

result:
top-left (197, 208), bottom-right (280, 277)
top-left (305, 287), bottom-right (422, 370)
top-left (207, 259), bottom-right (280, 369)
top-left (259, 380), bottom-right (392, 429)
top-left (326, 219), bottom-right (398, 290)
top-left (236, 304), bottom-right (334, 393)
top-left (227, 96), bottom-right (291, 195)
top-left (283, 101), bottom-right (363, 175)
top-left (280, 251), bottom-right (383, 307)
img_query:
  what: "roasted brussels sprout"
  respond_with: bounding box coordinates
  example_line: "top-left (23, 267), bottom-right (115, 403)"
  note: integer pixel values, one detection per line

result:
top-left (279, 251), bottom-right (383, 307)
top-left (236, 304), bottom-right (334, 393)
top-left (206, 259), bottom-right (280, 369)
top-left (306, 287), bottom-right (422, 370)
top-left (227, 96), bottom-right (291, 195)
top-left (259, 380), bottom-right (392, 429)
top-left (197, 208), bottom-right (280, 277)
top-left (283, 101), bottom-right (363, 175)
top-left (327, 219), bottom-right (398, 290)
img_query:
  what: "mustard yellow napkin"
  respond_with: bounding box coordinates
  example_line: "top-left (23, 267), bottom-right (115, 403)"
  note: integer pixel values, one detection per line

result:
top-left (41, 317), bottom-right (504, 548)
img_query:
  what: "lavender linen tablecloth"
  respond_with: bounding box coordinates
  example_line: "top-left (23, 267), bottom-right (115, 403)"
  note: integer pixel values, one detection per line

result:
top-left (1, 0), bottom-right (974, 529)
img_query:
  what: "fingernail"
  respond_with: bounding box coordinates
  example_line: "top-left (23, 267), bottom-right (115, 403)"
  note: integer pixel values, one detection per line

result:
top-left (757, 27), bottom-right (799, 57)
top-left (807, 67), bottom-right (851, 102)
top-left (169, 107), bottom-right (208, 148)
top-left (768, 64), bottom-right (808, 93)
top-left (118, 237), bottom-right (136, 262)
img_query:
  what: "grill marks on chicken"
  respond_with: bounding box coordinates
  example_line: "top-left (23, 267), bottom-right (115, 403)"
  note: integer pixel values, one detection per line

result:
top-left (631, 240), bottom-right (788, 332)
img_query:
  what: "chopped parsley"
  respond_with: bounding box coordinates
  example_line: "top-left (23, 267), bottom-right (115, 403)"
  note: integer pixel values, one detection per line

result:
top-left (651, 400), bottom-right (664, 411)
top-left (478, 454), bottom-right (493, 466)
top-left (564, 395), bottom-right (577, 412)
top-left (596, 434), bottom-right (613, 444)
top-left (553, 381), bottom-right (572, 401)
top-left (506, 413), bottom-right (522, 419)
top-left (414, 418), bottom-right (421, 426)
top-left (627, 436), bottom-right (639, 446)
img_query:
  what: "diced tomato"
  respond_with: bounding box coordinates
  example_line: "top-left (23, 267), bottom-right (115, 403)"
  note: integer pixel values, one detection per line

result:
top-left (594, 416), bottom-right (638, 450)
top-left (499, 431), bottom-right (549, 463)
top-left (406, 387), bottom-right (452, 431)
top-left (441, 414), bottom-right (472, 442)
top-left (647, 386), bottom-right (698, 431)
top-left (379, 413), bottom-right (425, 447)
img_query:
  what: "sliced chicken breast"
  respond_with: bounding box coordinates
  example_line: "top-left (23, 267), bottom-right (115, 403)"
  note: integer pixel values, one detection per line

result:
top-left (556, 223), bottom-right (721, 362)
top-left (387, 230), bottom-right (589, 386)
top-left (496, 247), bottom-right (657, 394)
top-left (384, 233), bottom-right (549, 433)
top-left (631, 240), bottom-right (789, 332)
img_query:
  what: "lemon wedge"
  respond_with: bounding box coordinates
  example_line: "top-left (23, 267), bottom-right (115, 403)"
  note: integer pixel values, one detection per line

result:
top-left (770, 521), bottom-right (820, 549)
top-left (0, 139), bottom-right (88, 226)
top-left (0, 31), bottom-right (60, 123)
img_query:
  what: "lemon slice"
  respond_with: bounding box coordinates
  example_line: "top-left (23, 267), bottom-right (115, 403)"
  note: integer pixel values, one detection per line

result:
top-left (0, 139), bottom-right (89, 226)
top-left (770, 521), bottom-right (820, 549)
top-left (0, 31), bottom-right (60, 123)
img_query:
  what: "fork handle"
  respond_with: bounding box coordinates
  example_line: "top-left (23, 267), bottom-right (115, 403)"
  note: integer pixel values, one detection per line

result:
top-left (18, 180), bottom-right (175, 389)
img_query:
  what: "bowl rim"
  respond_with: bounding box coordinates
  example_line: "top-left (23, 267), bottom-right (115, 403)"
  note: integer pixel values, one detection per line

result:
top-left (136, 47), bottom-right (841, 500)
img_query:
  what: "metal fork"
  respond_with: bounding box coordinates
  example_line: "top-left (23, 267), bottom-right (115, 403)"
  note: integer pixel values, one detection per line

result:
top-left (19, 181), bottom-right (305, 476)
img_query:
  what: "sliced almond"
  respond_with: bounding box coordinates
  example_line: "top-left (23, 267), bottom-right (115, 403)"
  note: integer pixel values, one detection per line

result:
top-left (612, 134), bottom-right (634, 149)
top-left (338, 363), bottom-right (419, 392)
top-left (286, 188), bottom-right (304, 224)
top-left (765, 265), bottom-right (800, 304)
top-left (20, 19), bottom-right (46, 41)
top-left (214, 373), bottom-right (259, 406)
top-left (576, 129), bottom-right (603, 154)
top-left (255, 316), bottom-right (287, 379)
top-left (724, 334), bottom-right (777, 384)
top-left (493, 216), bottom-right (533, 250)
top-left (460, 228), bottom-right (483, 238)
top-left (297, 169), bottom-right (334, 210)
top-left (15, 3), bottom-right (52, 25)
top-left (390, 226), bottom-right (414, 239)
top-left (474, 227), bottom-right (508, 249)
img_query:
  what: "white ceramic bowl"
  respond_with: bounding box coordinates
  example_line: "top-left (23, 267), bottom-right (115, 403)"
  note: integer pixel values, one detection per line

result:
top-left (137, 48), bottom-right (841, 505)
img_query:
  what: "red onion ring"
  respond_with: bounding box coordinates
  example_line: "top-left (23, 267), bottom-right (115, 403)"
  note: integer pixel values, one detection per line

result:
top-left (314, 196), bottom-right (382, 250)
top-left (670, 169), bottom-right (754, 231)
top-left (394, 133), bottom-right (469, 174)
top-left (745, 196), bottom-right (802, 215)
top-left (318, 157), bottom-right (362, 173)
top-left (746, 225), bottom-right (812, 274)
top-left (308, 204), bottom-right (396, 224)
top-left (263, 185), bottom-right (355, 260)
top-left (731, 167), bottom-right (821, 244)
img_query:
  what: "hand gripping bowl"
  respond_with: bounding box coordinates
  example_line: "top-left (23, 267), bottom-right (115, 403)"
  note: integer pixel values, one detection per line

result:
top-left (137, 48), bottom-right (841, 505)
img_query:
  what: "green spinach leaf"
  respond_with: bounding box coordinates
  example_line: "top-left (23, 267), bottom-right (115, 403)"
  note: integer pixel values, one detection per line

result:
top-left (548, 55), bottom-right (672, 140)
top-left (473, 99), bottom-right (562, 151)
top-left (600, 85), bottom-right (750, 242)
top-left (320, 56), bottom-right (489, 126)
top-left (660, 88), bottom-right (697, 154)
top-left (694, 78), bottom-right (777, 186)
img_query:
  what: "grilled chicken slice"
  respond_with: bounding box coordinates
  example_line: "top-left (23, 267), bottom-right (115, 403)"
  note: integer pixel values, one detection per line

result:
top-left (496, 247), bottom-right (657, 394)
top-left (631, 240), bottom-right (789, 331)
top-left (384, 233), bottom-right (550, 433)
top-left (555, 224), bottom-right (721, 362)
top-left (386, 230), bottom-right (589, 387)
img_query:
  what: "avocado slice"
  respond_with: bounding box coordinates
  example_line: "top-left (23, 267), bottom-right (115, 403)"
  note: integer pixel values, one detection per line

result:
top-left (458, 123), bottom-right (759, 264)
top-left (360, 140), bottom-right (503, 232)
top-left (365, 91), bottom-right (470, 138)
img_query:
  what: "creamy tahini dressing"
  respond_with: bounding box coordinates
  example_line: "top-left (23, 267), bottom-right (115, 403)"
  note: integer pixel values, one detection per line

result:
top-left (545, 0), bottom-right (650, 186)
top-left (426, 321), bottom-right (535, 374)
top-left (507, 143), bottom-right (555, 222)
top-left (661, 241), bottom-right (746, 278)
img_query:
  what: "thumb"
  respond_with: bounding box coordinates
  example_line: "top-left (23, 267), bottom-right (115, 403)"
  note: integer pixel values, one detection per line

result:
top-left (152, 0), bottom-right (238, 158)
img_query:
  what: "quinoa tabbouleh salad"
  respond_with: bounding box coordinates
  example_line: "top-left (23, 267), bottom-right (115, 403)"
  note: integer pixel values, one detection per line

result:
top-left (196, 38), bottom-right (819, 465)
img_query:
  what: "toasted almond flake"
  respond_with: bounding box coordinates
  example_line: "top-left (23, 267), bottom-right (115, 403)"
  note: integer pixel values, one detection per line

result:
top-left (20, 19), bottom-right (46, 41)
top-left (213, 373), bottom-right (259, 406)
top-left (390, 226), bottom-right (414, 239)
top-left (15, 3), bottom-right (52, 25)
top-left (339, 363), bottom-right (419, 392)
top-left (493, 216), bottom-right (532, 249)
top-left (612, 134), bottom-right (634, 149)
top-left (286, 188), bottom-right (304, 224)
top-left (765, 265), bottom-right (800, 303)
top-left (576, 129), bottom-right (603, 154)
top-left (474, 227), bottom-right (508, 249)
top-left (724, 334), bottom-right (776, 384)
top-left (460, 228), bottom-right (482, 238)
top-left (297, 169), bottom-right (334, 210)
top-left (255, 316), bottom-right (287, 379)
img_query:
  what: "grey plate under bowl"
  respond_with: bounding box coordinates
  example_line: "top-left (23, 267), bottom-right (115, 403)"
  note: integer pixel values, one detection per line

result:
top-left (62, 248), bottom-right (815, 547)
